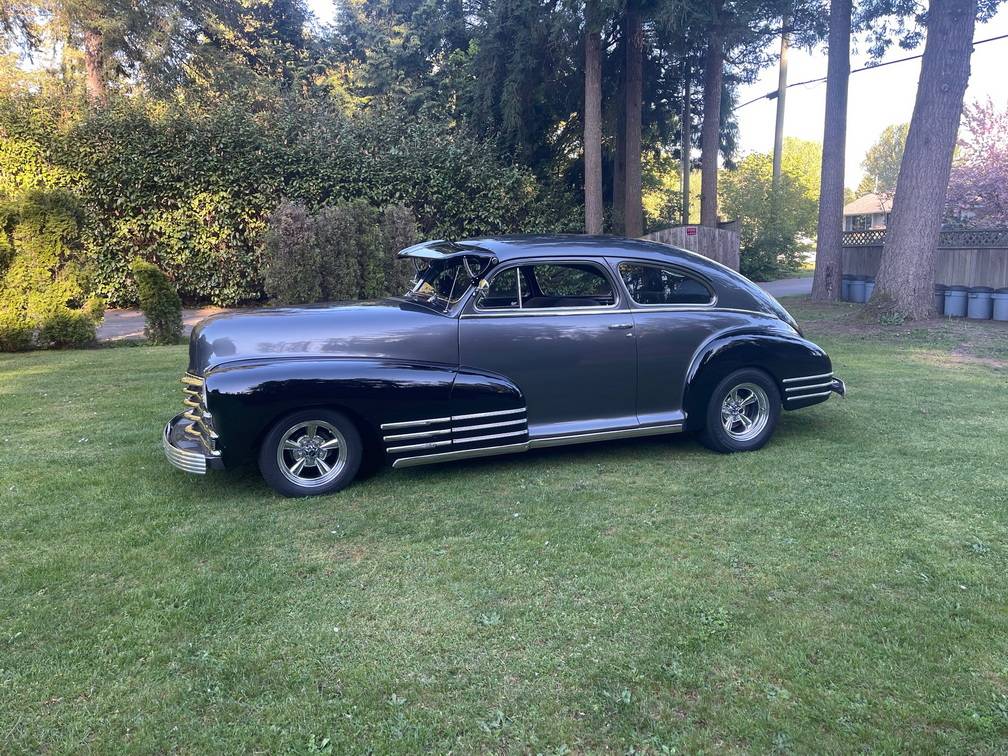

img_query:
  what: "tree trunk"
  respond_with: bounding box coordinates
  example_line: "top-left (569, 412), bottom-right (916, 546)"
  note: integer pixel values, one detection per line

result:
top-left (623, 5), bottom-right (643, 238)
top-left (611, 56), bottom-right (626, 235)
top-left (872, 0), bottom-right (976, 318)
top-left (584, 2), bottom-right (603, 235)
top-left (83, 26), bottom-right (107, 104)
top-left (811, 0), bottom-right (851, 302)
top-left (700, 29), bottom-right (723, 227)
top-left (681, 59), bottom-right (691, 226)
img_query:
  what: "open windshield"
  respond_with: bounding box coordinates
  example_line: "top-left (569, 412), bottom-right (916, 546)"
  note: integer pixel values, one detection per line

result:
top-left (404, 256), bottom-right (484, 310)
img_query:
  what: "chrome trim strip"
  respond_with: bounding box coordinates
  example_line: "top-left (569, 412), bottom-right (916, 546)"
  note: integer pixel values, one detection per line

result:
top-left (451, 418), bottom-right (527, 433)
top-left (530, 423), bottom-right (682, 449)
top-left (392, 442), bottom-right (530, 469)
top-left (785, 381), bottom-right (835, 393)
top-left (386, 439), bottom-right (453, 453)
top-left (781, 371), bottom-right (833, 384)
top-left (472, 258), bottom-right (622, 314)
top-left (452, 407), bottom-right (526, 421)
top-left (380, 416), bottom-right (451, 430)
top-left (451, 429), bottom-right (527, 445)
top-left (382, 427), bottom-right (453, 442)
top-left (787, 390), bottom-right (832, 400)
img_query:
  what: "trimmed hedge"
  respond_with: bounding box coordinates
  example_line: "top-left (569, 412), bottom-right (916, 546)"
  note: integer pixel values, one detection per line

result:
top-left (131, 259), bottom-right (183, 345)
top-left (0, 94), bottom-right (579, 307)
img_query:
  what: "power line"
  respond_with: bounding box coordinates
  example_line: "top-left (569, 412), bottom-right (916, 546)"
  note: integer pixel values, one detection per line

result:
top-left (732, 32), bottom-right (1008, 112)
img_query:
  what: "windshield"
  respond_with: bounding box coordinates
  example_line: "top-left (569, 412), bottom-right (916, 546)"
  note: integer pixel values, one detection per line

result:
top-left (404, 256), bottom-right (482, 310)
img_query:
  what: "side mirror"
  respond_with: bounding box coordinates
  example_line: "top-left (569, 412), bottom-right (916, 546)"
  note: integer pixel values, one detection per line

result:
top-left (474, 278), bottom-right (490, 303)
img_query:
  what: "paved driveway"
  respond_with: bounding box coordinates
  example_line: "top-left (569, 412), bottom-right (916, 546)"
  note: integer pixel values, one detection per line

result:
top-left (97, 278), bottom-right (813, 341)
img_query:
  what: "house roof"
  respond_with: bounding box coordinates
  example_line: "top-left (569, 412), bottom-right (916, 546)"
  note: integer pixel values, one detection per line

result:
top-left (843, 192), bottom-right (893, 216)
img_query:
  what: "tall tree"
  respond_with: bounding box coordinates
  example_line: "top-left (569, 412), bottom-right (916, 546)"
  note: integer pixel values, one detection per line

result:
top-left (623, 4), bottom-right (644, 236)
top-left (857, 122), bottom-right (908, 194)
top-left (872, 0), bottom-right (976, 318)
top-left (699, 9), bottom-right (724, 227)
top-left (584, 0), bottom-right (603, 233)
top-left (810, 0), bottom-right (850, 302)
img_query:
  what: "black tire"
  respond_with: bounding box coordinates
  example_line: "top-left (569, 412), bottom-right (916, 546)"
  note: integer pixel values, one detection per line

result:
top-left (258, 409), bottom-right (363, 497)
top-left (699, 368), bottom-right (781, 453)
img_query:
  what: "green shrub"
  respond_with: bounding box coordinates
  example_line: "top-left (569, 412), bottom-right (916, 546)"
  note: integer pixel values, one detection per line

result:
top-left (36, 307), bottom-right (97, 348)
top-left (259, 200), bottom-right (419, 305)
top-left (131, 259), bottom-right (183, 345)
top-left (0, 94), bottom-right (577, 306)
top-left (0, 311), bottom-right (33, 351)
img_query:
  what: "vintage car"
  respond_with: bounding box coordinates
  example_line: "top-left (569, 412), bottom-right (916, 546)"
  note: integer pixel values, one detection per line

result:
top-left (163, 235), bottom-right (845, 496)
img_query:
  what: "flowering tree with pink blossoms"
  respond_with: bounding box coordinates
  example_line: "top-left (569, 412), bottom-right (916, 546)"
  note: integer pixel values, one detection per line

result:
top-left (945, 99), bottom-right (1008, 228)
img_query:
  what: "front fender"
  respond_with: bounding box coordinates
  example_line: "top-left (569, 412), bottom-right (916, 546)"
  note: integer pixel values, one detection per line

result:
top-left (682, 332), bottom-right (832, 430)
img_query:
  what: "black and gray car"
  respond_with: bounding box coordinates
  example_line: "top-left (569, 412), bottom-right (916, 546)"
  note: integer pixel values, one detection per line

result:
top-left (163, 235), bottom-right (845, 497)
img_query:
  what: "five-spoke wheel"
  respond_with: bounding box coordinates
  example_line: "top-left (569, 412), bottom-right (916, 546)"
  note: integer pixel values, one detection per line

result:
top-left (259, 410), bottom-right (362, 497)
top-left (700, 369), bottom-right (781, 453)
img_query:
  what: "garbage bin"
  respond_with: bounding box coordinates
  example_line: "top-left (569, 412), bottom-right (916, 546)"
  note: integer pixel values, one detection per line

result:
top-left (967, 287), bottom-right (994, 320)
top-left (994, 288), bottom-right (1008, 322)
top-left (864, 277), bottom-right (876, 301)
top-left (933, 284), bottom-right (947, 316)
top-left (841, 274), bottom-right (853, 302)
top-left (850, 276), bottom-right (867, 303)
top-left (944, 286), bottom-right (968, 317)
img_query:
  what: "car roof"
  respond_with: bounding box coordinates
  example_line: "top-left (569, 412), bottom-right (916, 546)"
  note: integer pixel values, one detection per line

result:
top-left (456, 234), bottom-right (721, 269)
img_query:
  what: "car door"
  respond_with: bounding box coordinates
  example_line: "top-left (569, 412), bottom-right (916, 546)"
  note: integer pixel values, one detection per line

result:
top-left (459, 259), bottom-right (638, 439)
top-left (612, 258), bottom-right (740, 425)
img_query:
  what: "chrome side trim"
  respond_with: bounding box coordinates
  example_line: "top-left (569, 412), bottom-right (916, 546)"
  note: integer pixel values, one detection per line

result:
top-left (782, 371), bottom-right (833, 384)
top-left (393, 442), bottom-right (530, 469)
top-left (786, 390), bottom-right (832, 400)
top-left (785, 381), bottom-right (835, 393)
top-left (530, 423), bottom-right (682, 449)
top-left (451, 429), bottom-right (527, 445)
top-left (463, 306), bottom-right (619, 318)
top-left (386, 439), bottom-right (453, 453)
top-left (451, 418), bottom-right (527, 433)
top-left (382, 427), bottom-right (453, 442)
top-left (452, 407), bottom-right (526, 421)
top-left (380, 416), bottom-right (452, 430)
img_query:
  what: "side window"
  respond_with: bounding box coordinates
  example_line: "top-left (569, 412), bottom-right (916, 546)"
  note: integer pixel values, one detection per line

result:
top-left (477, 262), bottom-right (616, 310)
top-left (618, 263), bottom-right (713, 306)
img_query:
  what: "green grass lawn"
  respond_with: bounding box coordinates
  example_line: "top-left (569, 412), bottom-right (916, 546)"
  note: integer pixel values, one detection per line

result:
top-left (2, 299), bottom-right (1007, 753)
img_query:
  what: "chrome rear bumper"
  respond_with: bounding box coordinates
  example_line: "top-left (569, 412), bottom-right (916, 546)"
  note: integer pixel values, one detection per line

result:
top-left (163, 413), bottom-right (223, 475)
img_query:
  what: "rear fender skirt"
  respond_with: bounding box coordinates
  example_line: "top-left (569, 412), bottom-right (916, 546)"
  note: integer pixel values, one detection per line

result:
top-left (682, 332), bottom-right (831, 429)
top-left (203, 358), bottom-right (458, 465)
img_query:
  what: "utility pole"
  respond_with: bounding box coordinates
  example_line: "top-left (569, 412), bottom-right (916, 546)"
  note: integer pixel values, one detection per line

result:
top-left (681, 60), bottom-right (691, 225)
top-left (771, 18), bottom-right (790, 193)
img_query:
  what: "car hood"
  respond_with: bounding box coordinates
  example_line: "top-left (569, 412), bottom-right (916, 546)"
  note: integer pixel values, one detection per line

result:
top-left (187, 299), bottom-right (459, 375)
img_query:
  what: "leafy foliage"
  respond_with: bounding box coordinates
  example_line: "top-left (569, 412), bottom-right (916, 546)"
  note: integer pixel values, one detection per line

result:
top-left (131, 259), bottom-right (183, 345)
top-left (720, 138), bottom-right (821, 280)
top-left (0, 94), bottom-right (576, 306)
top-left (945, 98), bottom-right (1008, 228)
top-left (857, 123), bottom-right (908, 195)
top-left (261, 199), bottom-right (417, 305)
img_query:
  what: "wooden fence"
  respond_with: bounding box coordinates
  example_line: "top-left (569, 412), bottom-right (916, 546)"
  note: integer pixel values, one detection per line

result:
top-left (841, 229), bottom-right (1008, 288)
top-left (642, 224), bottom-right (740, 271)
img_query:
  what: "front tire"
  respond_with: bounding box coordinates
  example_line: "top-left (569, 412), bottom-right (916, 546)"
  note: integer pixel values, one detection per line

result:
top-left (258, 409), bottom-right (363, 497)
top-left (699, 369), bottom-right (781, 453)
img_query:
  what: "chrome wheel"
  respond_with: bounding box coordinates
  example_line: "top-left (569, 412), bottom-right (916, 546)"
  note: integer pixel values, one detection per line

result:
top-left (276, 420), bottom-right (348, 489)
top-left (720, 382), bottom-right (770, 442)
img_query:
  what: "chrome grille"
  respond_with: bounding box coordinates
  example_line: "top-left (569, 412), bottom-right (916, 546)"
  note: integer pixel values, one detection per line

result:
top-left (181, 373), bottom-right (220, 456)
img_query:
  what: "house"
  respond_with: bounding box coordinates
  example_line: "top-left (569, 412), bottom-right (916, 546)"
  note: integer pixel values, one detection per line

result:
top-left (843, 193), bottom-right (892, 231)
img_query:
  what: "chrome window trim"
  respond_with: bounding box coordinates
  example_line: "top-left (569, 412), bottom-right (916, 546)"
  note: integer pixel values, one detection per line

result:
top-left (472, 258), bottom-right (622, 314)
top-left (781, 371), bottom-right (833, 384)
top-left (614, 260), bottom-right (717, 309)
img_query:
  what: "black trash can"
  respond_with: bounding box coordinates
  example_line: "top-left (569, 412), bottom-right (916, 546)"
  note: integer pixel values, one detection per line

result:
top-left (945, 286), bottom-right (968, 317)
top-left (933, 284), bottom-right (947, 316)
top-left (967, 287), bottom-right (994, 320)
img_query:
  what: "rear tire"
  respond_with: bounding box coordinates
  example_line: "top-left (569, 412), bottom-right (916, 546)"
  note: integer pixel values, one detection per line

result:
top-left (699, 369), bottom-right (781, 453)
top-left (258, 409), bottom-right (363, 497)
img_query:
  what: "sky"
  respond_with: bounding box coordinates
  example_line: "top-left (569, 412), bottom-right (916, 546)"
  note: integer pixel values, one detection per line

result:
top-left (307, 0), bottom-right (1008, 188)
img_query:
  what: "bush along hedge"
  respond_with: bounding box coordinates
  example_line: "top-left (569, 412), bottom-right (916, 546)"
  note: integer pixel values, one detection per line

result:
top-left (0, 94), bottom-right (579, 307)
top-left (0, 188), bottom-right (104, 351)
top-left (261, 200), bottom-right (418, 305)
top-left (131, 259), bottom-right (183, 345)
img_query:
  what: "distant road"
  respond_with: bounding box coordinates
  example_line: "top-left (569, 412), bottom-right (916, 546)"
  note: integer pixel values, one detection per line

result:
top-left (758, 277), bottom-right (813, 298)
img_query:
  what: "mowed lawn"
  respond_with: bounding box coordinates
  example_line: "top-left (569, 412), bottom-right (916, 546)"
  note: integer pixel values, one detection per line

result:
top-left (2, 299), bottom-right (1007, 753)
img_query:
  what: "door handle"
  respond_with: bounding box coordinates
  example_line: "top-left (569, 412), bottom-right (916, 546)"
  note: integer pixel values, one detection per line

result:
top-left (608, 323), bottom-right (634, 330)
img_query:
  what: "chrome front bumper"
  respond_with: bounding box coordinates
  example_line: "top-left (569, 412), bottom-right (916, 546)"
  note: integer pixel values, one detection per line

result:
top-left (830, 377), bottom-right (846, 397)
top-left (163, 413), bottom-right (223, 475)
